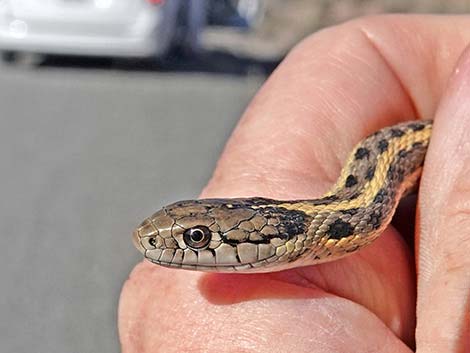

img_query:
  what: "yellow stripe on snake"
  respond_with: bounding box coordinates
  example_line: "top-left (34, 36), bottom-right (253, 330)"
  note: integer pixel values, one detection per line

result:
top-left (133, 120), bottom-right (432, 272)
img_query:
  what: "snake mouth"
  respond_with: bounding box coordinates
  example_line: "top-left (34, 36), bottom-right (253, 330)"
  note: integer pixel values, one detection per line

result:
top-left (132, 229), bottom-right (146, 255)
top-left (146, 254), bottom-right (281, 273)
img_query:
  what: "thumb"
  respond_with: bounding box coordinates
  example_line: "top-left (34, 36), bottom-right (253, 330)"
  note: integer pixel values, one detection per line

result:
top-left (416, 46), bottom-right (470, 352)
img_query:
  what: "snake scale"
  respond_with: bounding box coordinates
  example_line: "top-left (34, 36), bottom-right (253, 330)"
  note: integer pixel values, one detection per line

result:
top-left (133, 120), bottom-right (432, 272)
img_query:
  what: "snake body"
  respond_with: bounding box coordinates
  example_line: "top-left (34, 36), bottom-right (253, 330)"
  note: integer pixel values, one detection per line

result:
top-left (133, 120), bottom-right (432, 272)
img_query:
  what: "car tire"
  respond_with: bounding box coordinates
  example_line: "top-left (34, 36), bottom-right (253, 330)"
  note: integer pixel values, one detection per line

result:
top-left (1, 51), bottom-right (44, 67)
top-left (0, 51), bottom-right (18, 64)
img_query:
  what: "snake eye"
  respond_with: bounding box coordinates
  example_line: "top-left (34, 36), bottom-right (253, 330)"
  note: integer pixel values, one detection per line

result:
top-left (183, 226), bottom-right (211, 250)
top-left (148, 237), bottom-right (156, 248)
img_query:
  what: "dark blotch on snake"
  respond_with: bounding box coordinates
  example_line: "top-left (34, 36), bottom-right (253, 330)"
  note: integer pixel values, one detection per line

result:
top-left (345, 175), bottom-right (358, 187)
top-left (327, 219), bottom-right (354, 239)
top-left (354, 147), bottom-right (370, 160)
top-left (365, 165), bottom-right (376, 181)
top-left (410, 123), bottom-right (425, 131)
top-left (398, 149), bottom-right (410, 158)
top-left (390, 128), bottom-right (405, 138)
top-left (254, 207), bottom-right (310, 240)
top-left (378, 139), bottom-right (389, 153)
top-left (277, 209), bottom-right (309, 239)
top-left (373, 189), bottom-right (387, 204)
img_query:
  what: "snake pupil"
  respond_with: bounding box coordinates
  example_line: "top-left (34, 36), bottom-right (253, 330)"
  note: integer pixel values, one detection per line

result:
top-left (190, 230), bottom-right (204, 242)
top-left (183, 226), bottom-right (211, 250)
top-left (148, 237), bottom-right (156, 247)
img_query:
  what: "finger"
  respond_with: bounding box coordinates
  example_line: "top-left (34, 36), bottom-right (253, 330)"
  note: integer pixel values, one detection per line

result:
top-left (416, 45), bottom-right (470, 352)
top-left (119, 262), bottom-right (412, 353)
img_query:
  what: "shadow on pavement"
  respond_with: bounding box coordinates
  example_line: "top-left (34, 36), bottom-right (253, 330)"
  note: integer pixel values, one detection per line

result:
top-left (36, 48), bottom-right (281, 76)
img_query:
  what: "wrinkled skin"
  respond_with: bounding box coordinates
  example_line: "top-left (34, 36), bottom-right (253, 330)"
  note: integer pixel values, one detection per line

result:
top-left (120, 15), bottom-right (470, 353)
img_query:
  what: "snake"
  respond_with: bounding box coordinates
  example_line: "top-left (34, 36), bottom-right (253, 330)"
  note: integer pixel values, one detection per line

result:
top-left (133, 120), bottom-right (432, 272)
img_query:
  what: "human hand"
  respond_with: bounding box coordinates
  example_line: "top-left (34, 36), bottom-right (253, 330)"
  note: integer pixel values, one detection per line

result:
top-left (119, 15), bottom-right (470, 352)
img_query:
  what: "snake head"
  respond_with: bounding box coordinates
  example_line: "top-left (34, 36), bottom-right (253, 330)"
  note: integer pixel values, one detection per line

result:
top-left (133, 198), bottom-right (311, 272)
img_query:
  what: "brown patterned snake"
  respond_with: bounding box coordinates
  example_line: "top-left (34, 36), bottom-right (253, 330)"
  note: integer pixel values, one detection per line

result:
top-left (133, 120), bottom-right (432, 272)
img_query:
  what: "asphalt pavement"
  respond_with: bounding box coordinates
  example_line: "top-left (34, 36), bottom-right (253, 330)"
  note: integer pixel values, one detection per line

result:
top-left (0, 62), bottom-right (264, 352)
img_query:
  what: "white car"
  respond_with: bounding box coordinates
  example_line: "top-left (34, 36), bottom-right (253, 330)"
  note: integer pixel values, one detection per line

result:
top-left (0, 0), bottom-right (186, 61)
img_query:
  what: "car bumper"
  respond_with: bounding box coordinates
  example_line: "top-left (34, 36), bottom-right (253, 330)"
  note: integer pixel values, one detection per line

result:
top-left (0, 13), bottom-right (167, 58)
top-left (0, 33), bottom-right (161, 57)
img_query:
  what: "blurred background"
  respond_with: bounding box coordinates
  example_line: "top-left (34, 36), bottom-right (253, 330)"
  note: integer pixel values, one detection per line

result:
top-left (1, 1), bottom-right (469, 352)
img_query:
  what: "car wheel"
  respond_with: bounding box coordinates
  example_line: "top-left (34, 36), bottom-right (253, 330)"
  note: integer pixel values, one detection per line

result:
top-left (0, 51), bottom-right (18, 64)
top-left (1, 51), bottom-right (44, 67)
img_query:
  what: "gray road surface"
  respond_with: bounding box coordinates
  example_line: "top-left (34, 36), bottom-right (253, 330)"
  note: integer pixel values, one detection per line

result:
top-left (0, 66), bottom-right (263, 352)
